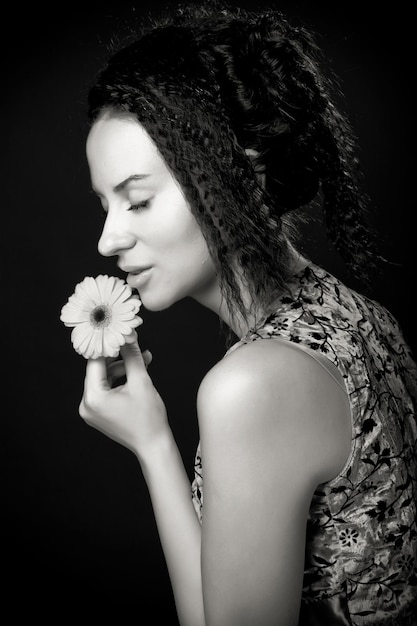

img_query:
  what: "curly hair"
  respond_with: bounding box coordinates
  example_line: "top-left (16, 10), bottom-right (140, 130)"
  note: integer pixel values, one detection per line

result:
top-left (87, 0), bottom-right (381, 327)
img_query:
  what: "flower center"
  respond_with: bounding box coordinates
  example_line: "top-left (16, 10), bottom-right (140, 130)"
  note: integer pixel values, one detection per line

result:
top-left (90, 304), bottom-right (111, 328)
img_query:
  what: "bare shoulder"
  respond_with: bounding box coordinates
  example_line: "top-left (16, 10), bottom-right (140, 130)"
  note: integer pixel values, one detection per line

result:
top-left (197, 339), bottom-right (352, 622)
top-left (197, 338), bottom-right (351, 485)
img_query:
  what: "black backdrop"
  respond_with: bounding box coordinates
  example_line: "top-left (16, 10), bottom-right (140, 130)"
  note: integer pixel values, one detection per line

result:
top-left (4, 1), bottom-right (415, 621)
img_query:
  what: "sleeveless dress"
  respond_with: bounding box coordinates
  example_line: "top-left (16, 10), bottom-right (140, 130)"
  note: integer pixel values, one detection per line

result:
top-left (191, 263), bottom-right (417, 625)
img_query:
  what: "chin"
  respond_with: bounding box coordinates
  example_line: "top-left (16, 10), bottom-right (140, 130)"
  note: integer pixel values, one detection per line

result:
top-left (138, 292), bottom-right (178, 312)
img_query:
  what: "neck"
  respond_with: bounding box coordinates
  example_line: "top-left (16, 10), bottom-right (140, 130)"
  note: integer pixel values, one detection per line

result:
top-left (193, 243), bottom-right (310, 339)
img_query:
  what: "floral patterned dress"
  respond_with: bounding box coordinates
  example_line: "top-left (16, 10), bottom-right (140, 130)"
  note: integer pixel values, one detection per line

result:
top-left (191, 263), bottom-right (417, 625)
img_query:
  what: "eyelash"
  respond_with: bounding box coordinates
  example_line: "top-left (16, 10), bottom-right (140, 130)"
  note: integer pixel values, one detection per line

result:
top-left (128, 198), bottom-right (152, 212)
top-left (97, 197), bottom-right (153, 219)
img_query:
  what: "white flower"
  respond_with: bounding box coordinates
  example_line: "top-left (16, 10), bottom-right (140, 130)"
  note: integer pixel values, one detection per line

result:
top-left (60, 275), bottom-right (142, 359)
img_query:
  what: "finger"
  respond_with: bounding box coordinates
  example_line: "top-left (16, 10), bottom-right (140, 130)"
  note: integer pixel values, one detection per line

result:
top-left (142, 349), bottom-right (153, 368)
top-left (124, 329), bottom-right (138, 344)
top-left (109, 350), bottom-right (151, 374)
top-left (119, 337), bottom-right (147, 381)
top-left (107, 360), bottom-right (126, 386)
top-left (85, 356), bottom-right (111, 391)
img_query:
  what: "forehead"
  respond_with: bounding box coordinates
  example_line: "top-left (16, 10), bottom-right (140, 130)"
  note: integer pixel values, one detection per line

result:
top-left (86, 115), bottom-right (163, 189)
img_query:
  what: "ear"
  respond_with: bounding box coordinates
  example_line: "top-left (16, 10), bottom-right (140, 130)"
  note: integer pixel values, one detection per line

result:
top-left (245, 148), bottom-right (266, 189)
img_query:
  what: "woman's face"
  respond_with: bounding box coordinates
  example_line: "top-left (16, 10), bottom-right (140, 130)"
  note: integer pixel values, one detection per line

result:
top-left (86, 114), bottom-right (219, 311)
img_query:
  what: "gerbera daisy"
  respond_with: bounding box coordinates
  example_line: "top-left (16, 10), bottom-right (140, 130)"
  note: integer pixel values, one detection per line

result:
top-left (60, 275), bottom-right (142, 359)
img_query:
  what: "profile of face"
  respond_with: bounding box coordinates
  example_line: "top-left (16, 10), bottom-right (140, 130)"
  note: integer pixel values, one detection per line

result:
top-left (86, 114), bottom-right (219, 311)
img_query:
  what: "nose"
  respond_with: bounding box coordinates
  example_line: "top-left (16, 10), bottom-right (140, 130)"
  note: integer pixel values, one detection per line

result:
top-left (98, 214), bottom-right (136, 257)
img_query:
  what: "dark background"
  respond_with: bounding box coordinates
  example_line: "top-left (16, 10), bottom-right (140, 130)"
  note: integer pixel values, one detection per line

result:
top-left (4, 1), bottom-right (414, 621)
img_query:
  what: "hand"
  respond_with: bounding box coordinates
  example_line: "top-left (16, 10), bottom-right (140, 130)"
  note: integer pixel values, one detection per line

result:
top-left (79, 332), bottom-right (169, 456)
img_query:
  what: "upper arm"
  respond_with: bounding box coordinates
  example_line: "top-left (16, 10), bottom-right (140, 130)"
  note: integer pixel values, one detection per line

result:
top-left (196, 340), bottom-right (351, 626)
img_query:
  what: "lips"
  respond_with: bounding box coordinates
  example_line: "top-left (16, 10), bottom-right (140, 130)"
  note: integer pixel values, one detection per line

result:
top-left (120, 265), bottom-right (152, 275)
top-left (126, 267), bottom-right (153, 290)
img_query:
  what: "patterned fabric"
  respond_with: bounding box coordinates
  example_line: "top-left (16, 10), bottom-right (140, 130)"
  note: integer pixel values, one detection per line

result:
top-left (192, 263), bottom-right (417, 625)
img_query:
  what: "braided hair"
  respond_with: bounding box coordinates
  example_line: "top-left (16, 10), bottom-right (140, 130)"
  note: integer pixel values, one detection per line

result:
top-left (88, 1), bottom-right (380, 327)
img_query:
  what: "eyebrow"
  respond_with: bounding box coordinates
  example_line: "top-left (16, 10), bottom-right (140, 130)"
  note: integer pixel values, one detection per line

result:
top-left (113, 174), bottom-right (150, 193)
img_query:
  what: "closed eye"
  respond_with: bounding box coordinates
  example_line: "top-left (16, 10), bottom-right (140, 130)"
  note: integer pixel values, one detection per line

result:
top-left (129, 198), bottom-right (153, 211)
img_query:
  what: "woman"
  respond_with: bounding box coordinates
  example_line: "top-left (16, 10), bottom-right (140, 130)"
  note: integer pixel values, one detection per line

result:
top-left (78, 2), bottom-right (417, 624)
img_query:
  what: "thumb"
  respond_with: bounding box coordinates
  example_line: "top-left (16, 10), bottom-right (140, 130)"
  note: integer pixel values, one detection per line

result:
top-left (85, 356), bottom-right (111, 391)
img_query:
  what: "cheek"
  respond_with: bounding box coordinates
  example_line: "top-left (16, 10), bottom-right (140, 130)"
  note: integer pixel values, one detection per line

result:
top-left (149, 187), bottom-right (214, 270)
top-left (159, 209), bottom-right (210, 262)
top-left (161, 223), bottom-right (216, 286)
top-left (177, 227), bottom-right (211, 268)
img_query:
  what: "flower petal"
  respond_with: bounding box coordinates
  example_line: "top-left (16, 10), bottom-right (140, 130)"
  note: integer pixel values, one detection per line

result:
top-left (103, 326), bottom-right (124, 350)
top-left (71, 323), bottom-right (94, 353)
top-left (109, 319), bottom-right (138, 335)
top-left (90, 329), bottom-right (105, 359)
top-left (98, 274), bottom-right (116, 303)
top-left (77, 328), bottom-right (105, 360)
top-left (108, 279), bottom-right (131, 306)
top-left (65, 291), bottom-right (95, 312)
top-left (112, 301), bottom-right (141, 317)
top-left (130, 317), bottom-right (142, 328)
top-left (101, 338), bottom-right (120, 358)
top-left (60, 303), bottom-right (91, 325)
top-left (84, 276), bottom-right (102, 303)
top-left (73, 282), bottom-right (98, 309)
